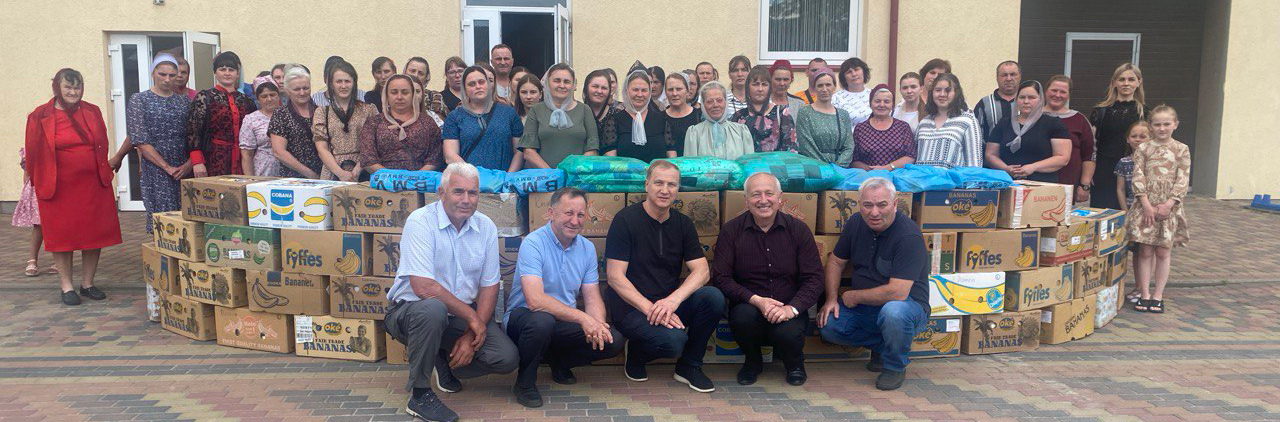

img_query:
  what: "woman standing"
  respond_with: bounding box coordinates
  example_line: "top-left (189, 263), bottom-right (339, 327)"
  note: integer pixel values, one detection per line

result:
top-left (1090, 63), bottom-right (1149, 209)
top-left (795, 69), bottom-right (853, 165)
top-left (663, 73), bottom-right (701, 157)
top-left (583, 70), bottom-right (620, 155)
top-left (187, 51), bottom-right (257, 177)
top-left (767, 61), bottom-right (808, 114)
top-left (725, 55), bottom-right (752, 117)
top-left (832, 57), bottom-right (872, 127)
top-left (917, 58), bottom-right (952, 100)
top-left (442, 57), bottom-right (467, 112)
top-left (270, 65), bottom-right (323, 179)
top-left (985, 81), bottom-right (1072, 183)
top-left (364, 57), bottom-right (397, 113)
top-left (239, 77), bottom-right (282, 176)
top-left (684, 81), bottom-right (753, 160)
top-left (1044, 75), bottom-right (1097, 201)
top-left (359, 75), bottom-right (443, 172)
top-left (513, 73), bottom-right (544, 120)
top-left (852, 85), bottom-right (916, 170)
top-left (732, 66), bottom-right (798, 153)
top-left (25, 68), bottom-right (122, 305)
top-left (915, 73), bottom-right (982, 168)
top-left (605, 69), bottom-right (671, 162)
top-left (892, 72), bottom-right (924, 131)
top-left (313, 61), bottom-right (377, 181)
top-left (520, 63), bottom-right (599, 168)
top-left (648, 66), bottom-right (667, 109)
top-left (129, 54), bottom-right (191, 231)
top-left (443, 66), bottom-right (525, 171)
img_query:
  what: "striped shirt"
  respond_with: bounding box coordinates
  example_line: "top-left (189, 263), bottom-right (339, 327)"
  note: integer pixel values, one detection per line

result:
top-left (972, 91), bottom-right (1014, 140)
top-left (725, 91), bottom-right (749, 118)
top-left (914, 112), bottom-right (984, 169)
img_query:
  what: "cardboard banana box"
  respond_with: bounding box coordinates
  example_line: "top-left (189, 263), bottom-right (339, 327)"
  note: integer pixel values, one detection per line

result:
top-left (927, 272), bottom-right (1006, 317)
top-left (153, 211), bottom-right (205, 262)
top-left (1106, 248), bottom-right (1128, 286)
top-left (680, 236), bottom-right (717, 278)
top-left (330, 183), bottom-right (422, 234)
top-left (181, 175), bottom-right (278, 225)
top-left (1071, 207), bottom-right (1127, 256)
top-left (1040, 295), bottom-right (1095, 344)
top-left (329, 276), bottom-right (394, 320)
top-left (629, 191), bottom-right (722, 237)
top-left (961, 310), bottom-right (1041, 355)
top-left (958, 229), bottom-right (1040, 273)
top-left (177, 260), bottom-right (248, 308)
top-left (369, 234), bottom-right (402, 278)
top-left (215, 306), bottom-right (294, 354)
top-left (499, 236), bottom-right (522, 283)
top-left (1039, 220), bottom-right (1097, 266)
top-left (813, 235), bottom-right (851, 277)
top-left (1073, 255), bottom-right (1109, 298)
top-left (911, 317), bottom-right (962, 358)
top-left (294, 315), bottom-right (385, 362)
top-left (706, 320), bottom-right (775, 364)
top-left (386, 332), bottom-right (407, 365)
top-left (997, 181), bottom-right (1073, 228)
top-left (817, 190), bottom-right (914, 235)
top-left (721, 191), bottom-right (818, 235)
top-left (142, 242), bottom-right (180, 295)
top-left (204, 224), bottom-right (281, 271)
top-left (914, 190), bottom-right (1000, 232)
top-left (280, 230), bottom-right (369, 277)
top-left (1004, 264), bottom-right (1074, 311)
top-left (245, 270), bottom-right (330, 316)
top-left (925, 232), bottom-right (958, 275)
top-left (1095, 282), bottom-right (1121, 328)
top-left (160, 292), bottom-right (217, 341)
top-left (246, 178), bottom-right (355, 230)
top-left (528, 192), bottom-right (625, 238)
top-left (477, 192), bottom-right (528, 237)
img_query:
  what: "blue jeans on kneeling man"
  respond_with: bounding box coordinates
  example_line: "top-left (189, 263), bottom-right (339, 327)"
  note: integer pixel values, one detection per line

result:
top-left (819, 299), bottom-right (927, 372)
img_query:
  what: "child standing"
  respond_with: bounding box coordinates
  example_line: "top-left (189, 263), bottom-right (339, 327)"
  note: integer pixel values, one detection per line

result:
top-left (1128, 105), bottom-right (1190, 313)
top-left (1115, 122), bottom-right (1150, 305)
top-left (12, 148), bottom-right (53, 276)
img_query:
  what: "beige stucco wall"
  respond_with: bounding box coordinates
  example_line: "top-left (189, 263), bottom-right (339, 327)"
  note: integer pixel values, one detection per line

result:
top-left (1206, 0), bottom-right (1280, 199)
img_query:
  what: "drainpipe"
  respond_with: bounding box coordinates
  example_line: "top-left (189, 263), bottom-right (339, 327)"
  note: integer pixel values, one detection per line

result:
top-left (888, 0), bottom-right (899, 87)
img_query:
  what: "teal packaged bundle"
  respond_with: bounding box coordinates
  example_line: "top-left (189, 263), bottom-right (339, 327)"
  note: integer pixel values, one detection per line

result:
top-left (665, 156), bottom-right (743, 191)
top-left (558, 155), bottom-right (648, 192)
top-left (732, 152), bottom-right (841, 192)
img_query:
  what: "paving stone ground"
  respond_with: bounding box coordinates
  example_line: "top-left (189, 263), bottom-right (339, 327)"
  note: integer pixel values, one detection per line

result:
top-left (1, 195), bottom-right (1278, 421)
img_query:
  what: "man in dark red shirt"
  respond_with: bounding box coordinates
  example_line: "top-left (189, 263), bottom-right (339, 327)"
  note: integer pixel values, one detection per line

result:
top-left (712, 173), bottom-right (824, 386)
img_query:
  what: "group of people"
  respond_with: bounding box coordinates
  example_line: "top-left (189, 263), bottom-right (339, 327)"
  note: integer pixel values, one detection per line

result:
top-left (386, 161), bottom-right (930, 422)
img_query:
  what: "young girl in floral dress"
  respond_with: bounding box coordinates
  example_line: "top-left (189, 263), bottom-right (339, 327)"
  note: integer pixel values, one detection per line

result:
top-left (1128, 105), bottom-right (1190, 314)
top-left (13, 148), bottom-right (54, 276)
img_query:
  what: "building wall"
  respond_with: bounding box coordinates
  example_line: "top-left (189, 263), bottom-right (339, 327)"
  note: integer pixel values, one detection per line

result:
top-left (1192, 0), bottom-right (1230, 195)
top-left (1208, 0), bottom-right (1280, 199)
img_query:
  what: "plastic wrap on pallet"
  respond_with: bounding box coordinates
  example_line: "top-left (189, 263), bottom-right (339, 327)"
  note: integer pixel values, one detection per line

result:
top-left (369, 167), bottom-right (506, 193)
top-left (891, 164), bottom-right (961, 192)
top-left (731, 152), bottom-right (841, 192)
top-left (665, 156), bottom-right (743, 191)
top-left (558, 155), bottom-right (648, 192)
top-left (951, 166), bottom-right (1015, 189)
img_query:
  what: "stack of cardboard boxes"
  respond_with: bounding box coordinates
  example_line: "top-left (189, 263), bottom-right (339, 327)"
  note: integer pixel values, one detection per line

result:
top-left (144, 176), bottom-right (1127, 365)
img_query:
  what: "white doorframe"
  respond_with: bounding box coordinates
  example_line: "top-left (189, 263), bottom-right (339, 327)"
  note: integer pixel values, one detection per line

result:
top-left (460, 2), bottom-right (571, 64)
top-left (461, 8), bottom-right (502, 65)
top-left (1064, 32), bottom-right (1141, 77)
top-left (107, 34), bottom-right (151, 211)
top-left (183, 31), bottom-right (221, 90)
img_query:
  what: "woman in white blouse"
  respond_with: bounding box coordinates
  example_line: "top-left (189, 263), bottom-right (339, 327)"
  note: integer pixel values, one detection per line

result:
top-left (832, 57), bottom-right (872, 128)
top-left (914, 73), bottom-right (983, 169)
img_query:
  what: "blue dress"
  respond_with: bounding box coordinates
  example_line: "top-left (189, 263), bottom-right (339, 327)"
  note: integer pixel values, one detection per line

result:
top-left (442, 103), bottom-right (524, 171)
top-left (127, 90), bottom-right (190, 233)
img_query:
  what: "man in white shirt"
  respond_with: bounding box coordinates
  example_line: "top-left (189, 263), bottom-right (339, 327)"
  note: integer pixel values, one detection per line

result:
top-left (384, 162), bottom-right (518, 422)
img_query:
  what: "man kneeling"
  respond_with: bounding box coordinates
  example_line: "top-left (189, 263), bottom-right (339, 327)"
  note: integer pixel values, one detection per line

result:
top-left (818, 177), bottom-right (930, 391)
top-left (384, 163), bottom-right (518, 422)
top-left (505, 187), bottom-right (623, 408)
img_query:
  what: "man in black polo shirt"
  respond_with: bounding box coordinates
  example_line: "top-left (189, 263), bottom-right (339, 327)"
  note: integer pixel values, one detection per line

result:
top-left (817, 177), bottom-right (930, 391)
top-left (605, 160), bottom-right (726, 393)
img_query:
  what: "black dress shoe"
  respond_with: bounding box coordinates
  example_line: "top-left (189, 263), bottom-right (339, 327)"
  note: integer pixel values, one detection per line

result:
top-left (876, 370), bottom-right (905, 390)
top-left (866, 352), bottom-right (884, 372)
top-left (79, 286), bottom-right (107, 301)
top-left (785, 366), bottom-right (807, 386)
top-left (551, 366), bottom-right (577, 385)
top-left (736, 364), bottom-right (762, 385)
top-left (512, 384), bottom-right (543, 408)
top-left (61, 290), bottom-right (81, 306)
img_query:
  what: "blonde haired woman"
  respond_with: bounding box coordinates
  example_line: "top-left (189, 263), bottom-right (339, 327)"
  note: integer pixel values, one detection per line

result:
top-left (1089, 63), bottom-right (1150, 209)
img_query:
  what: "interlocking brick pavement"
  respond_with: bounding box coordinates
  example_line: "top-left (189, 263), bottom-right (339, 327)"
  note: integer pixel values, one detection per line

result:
top-left (0, 195), bottom-right (1277, 421)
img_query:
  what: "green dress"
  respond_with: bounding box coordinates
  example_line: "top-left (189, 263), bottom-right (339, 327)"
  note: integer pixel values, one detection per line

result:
top-left (795, 105), bottom-right (854, 166)
top-left (518, 102), bottom-right (600, 167)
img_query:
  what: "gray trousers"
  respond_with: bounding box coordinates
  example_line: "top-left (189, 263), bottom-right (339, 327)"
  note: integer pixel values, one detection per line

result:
top-left (385, 299), bottom-right (519, 391)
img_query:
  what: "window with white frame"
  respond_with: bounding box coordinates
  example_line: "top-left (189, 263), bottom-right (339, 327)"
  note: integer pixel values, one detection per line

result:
top-left (759, 0), bottom-right (861, 62)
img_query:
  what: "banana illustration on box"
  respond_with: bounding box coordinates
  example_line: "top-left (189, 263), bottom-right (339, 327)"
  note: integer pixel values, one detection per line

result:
top-left (247, 191), bottom-right (267, 218)
top-left (334, 249), bottom-right (361, 275)
top-left (1014, 246), bottom-right (1036, 267)
top-left (251, 279), bottom-right (290, 308)
top-left (929, 275), bottom-right (1004, 315)
top-left (969, 203), bottom-right (995, 227)
top-left (930, 330), bottom-right (958, 353)
top-left (300, 197), bottom-right (329, 224)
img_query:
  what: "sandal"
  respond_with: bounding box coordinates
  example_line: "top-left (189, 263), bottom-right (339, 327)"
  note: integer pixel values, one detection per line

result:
top-left (24, 260), bottom-right (38, 277)
top-left (1133, 298), bottom-right (1150, 312)
top-left (45, 265), bottom-right (58, 275)
top-left (1126, 290), bottom-right (1142, 305)
top-left (1147, 300), bottom-right (1165, 314)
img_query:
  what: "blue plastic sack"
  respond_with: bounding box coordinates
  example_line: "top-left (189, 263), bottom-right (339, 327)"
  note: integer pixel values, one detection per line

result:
top-left (370, 169), bottom-right (441, 192)
top-left (504, 169), bottom-right (566, 195)
top-left (951, 166), bottom-right (1014, 189)
top-left (835, 168), bottom-right (895, 190)
top-left (830, 166), bottom-right (867, 190)
top-left (476, 167), bottom-right (508, 193)
top-left (665, 156), bottom-right (743, 191)
top-left (890, 164), bottom-right (962, 192)
top-left (732, 152), bottom-right (842, 192)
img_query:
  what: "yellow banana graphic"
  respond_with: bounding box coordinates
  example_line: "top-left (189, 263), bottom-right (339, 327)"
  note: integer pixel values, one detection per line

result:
top-left (930, 276), bottom-right (1002, 314)
top-left (299, 196), bottom-right (329, 223)
top-left (1062, 224), bottom-right (1089, 253)
top-left (304, 197), bottom-right (328, 208)
top-left (931, 332), bottom-right (958, 352)
top-left (969, 203), bottom-right (995, 227)
top-left (334, 249), bottom-right (360, 275)
top-left (1015, 246), bottom-right (1036, 267)
top-left (247, 191), bottom-right (267, 218)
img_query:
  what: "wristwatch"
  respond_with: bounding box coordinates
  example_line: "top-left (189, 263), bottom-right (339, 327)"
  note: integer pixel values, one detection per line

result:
top-left (1081, 184), bottom-right (1092, 191)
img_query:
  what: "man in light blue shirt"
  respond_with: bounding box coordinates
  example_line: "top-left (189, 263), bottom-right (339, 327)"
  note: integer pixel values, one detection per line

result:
top-left (504, 187), bottom-right (623, 408)
top-left (384, 162), bottom-right (517, 422)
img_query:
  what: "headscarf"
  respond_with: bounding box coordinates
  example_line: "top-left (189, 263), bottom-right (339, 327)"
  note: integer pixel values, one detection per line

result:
top-left (1008, 80), bottom-right (1045, 154)
top-left (151, 53), bottom-right (179, 74)
top-left (459, 66), bottom-right (496, 130)
top-left (252, 76), bottom-right (275, 93)
top-left (620, 69), bottom-right (651, 146)
top-left (868, 83), bottom-right (894, 106)
top-left (699, 81), bottom-right (730, 149)
top-left (380, 75), bottom-right (419, 141)
top-left (50, 68), bottom-right (92, 142)
top-left (542, 65), bottom-right (576, 130)
top-left (808, 67), bottom-right (836, 96)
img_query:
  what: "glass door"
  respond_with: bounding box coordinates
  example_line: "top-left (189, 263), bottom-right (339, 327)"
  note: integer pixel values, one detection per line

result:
top-left (107, 34), bottom-right (150, 211)
top-left (462, 9), bottom-right (502, 65)
top-left (183, 32), bottom-right (221, 91)
top-left (554, 4), bottom-right (571, 65)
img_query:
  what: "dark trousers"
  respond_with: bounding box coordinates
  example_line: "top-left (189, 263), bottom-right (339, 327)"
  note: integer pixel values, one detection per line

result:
top-left (613, 286), bottom-right (725, 369)
top-left (505, 307), bottom-right (624, 388)
top-left (818, 300), bottom-right (927, 372)
top-left (726, 303), bottom-right (808, 369)
top-left (384, 299), bottom-right (519, 391)
top-left (1092, 156), bottom-right (1121, 209)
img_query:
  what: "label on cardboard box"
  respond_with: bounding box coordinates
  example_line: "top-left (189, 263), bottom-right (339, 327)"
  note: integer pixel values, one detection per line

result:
top-left (295, 316), bottom-right (385, 362)
top-left (997, 182), bottom-right (1072, 228)
top-left (281, 230), bottom-right (368, 276)
top-left (160, 293), bottom-right (217, 341)
top-left (215, 306), bottom-right (294, 354)
top-left (629, 191), bottom-right (722, 237)
top-left (181, 176), bottom-right (278, 225)
top-left (925, 232), bottom-right (958, 274)
top-left (204, 223), bottom-right (281, 271)
top-left (477, 192), bottom-right (527, 237)
top-left (330, 276), bottom-right (394, 320)
top-left (178, 260), bottom-right (248, 307)
top-left (958, 229), bottom-right (1039, 273)
top-left (927, 272), bottom-right (1005, 316)
top-left (330, 183), bottom-right (421, 234)
top-left (915, 190), bottom-right (1000, 231)
top-left (1004, 264), bottom-right (1074, 311)
top-left (1073, 255), bottom-right (1109, 298)
top-left (1039, 220), bottom-right (1097, 266)
top-left (946, 319), bottom-right (960, 332)
top-left (295, 315), bottom-right (314, 343)
top-left (145, 284), bottom-right (161, 322)
top-left (961, 310), bottom-right (1042, 355)
top-left (369, 234), bottom-right (402, 277)
top-left (153, 211), bottom-right (206, 261)
top-left (247, 178), bottom-right (354, 230)
top-left (817, 190), bottom-right (914, 235)
top-left (142, 242), bottom-right (180, 294)
top-left (246, 270), bottom-right (330, 315)
top-left (528, 192), bottom-right (625, 237)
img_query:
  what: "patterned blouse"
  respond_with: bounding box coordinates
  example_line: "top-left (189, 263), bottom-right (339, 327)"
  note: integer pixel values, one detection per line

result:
top-left (730, 104), bottom-right (798, 154)
top-left (312, 101), bottom-right (378, 179)
top-left (358, 114), bottom-right (443, 171)
top-left (1114, 156), bottom-right (1135, 207)
top-left (832, 88), bottom-right (872, 127)
top-left (725, 91), bottom-right (749, 119)
top-left (852, 118), bottom-right (916, 167)
top-left (268, 105), bottom-right (322, 178)
top-left (914, 112), bottom-right (983, 169)
top-left (238, 110), bottom-right (278, 177)
top-left (187, 87), bottom-right (256, 175)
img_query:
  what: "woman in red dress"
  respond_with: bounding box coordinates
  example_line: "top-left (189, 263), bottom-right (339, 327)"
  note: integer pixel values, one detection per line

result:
top-left (24, 68), bottom-right (123, 306)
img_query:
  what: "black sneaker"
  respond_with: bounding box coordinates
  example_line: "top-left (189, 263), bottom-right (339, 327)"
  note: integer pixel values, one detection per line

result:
top-left (79, 286), bottom-right (106, 301)
top-left (875, 370), bottom-right (906, 391)
top-left (550, 366), bottom-right (577, 385)
top-left (61, 290), bottom-right (81, 306)
top-left (673, 365), bottom-right (715, 393)
top-left (512, 384), bottom-right (543, 408)
top-left (433, 361), bottom-right (462, 393)
top-left (866, 352), bottom-right (884, 372)
top-left (785, 365), bottom-right (807, 386)
top-left (405, 390), bottom-right (459, 422)
top-left (623, 342), bottom-right (647, 382)
top-left (736, 363), bottom-right (762, 385)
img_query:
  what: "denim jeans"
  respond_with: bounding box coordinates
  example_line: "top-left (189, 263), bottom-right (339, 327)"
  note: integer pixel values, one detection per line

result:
top-left (818, 299), bottom-right (927, 372)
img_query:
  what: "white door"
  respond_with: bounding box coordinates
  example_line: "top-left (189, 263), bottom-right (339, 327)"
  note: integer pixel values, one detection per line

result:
top-left (183, 32), bottom-right (221, 91)
top-left (461, 9), bottom-right (502, 65)
top-left (554, 4), bottom-right (571, 65)
top-left (107, 34), bottom-right (152, 211)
